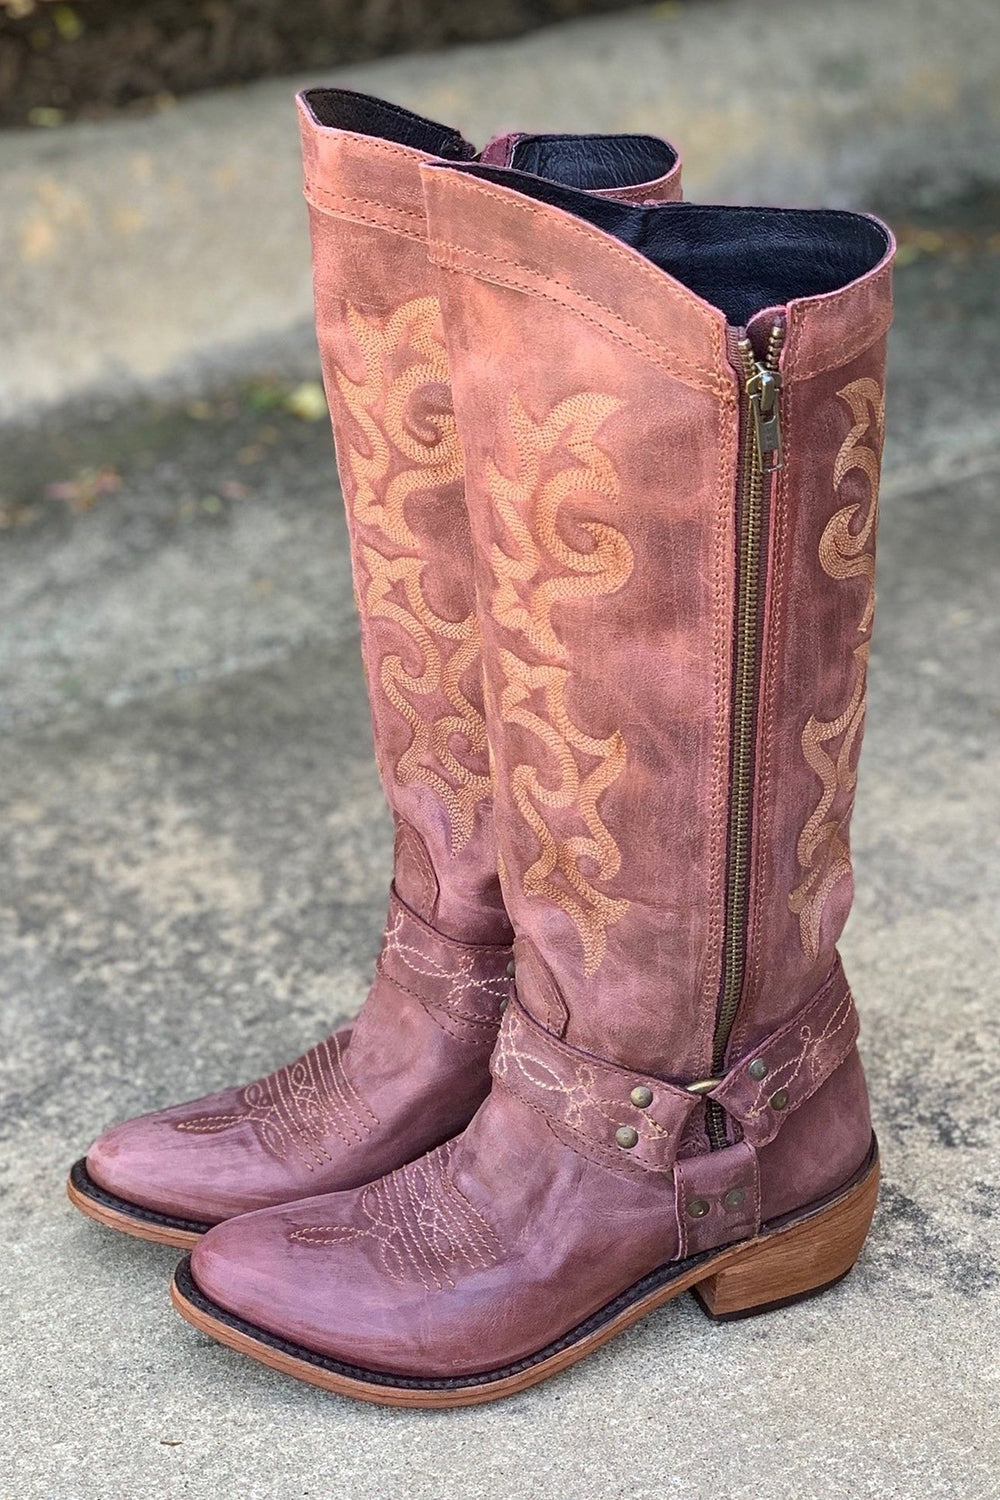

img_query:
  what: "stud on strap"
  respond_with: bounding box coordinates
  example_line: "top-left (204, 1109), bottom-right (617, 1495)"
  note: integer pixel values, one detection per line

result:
top-left (709, 961), bottom-right (860, 1148)
top-left (491, 962), bottom-right (859, 1179)
top-left (491, 1001), bottom-right (699, 1176)
top-left (674, 1140), bottom-right (761, 1257)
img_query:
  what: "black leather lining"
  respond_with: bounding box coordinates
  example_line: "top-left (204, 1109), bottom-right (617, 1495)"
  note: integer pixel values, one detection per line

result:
top-left (300, 91), bottom-right (677, 197)
top-left (448, 163), bottom-right (891, 327)
top-left (510, 133), bottom-right (677, 191)
top-left (69, 1157), bottom-right (214, 1237)
top-left (301, 87), bottom-right (476, 161)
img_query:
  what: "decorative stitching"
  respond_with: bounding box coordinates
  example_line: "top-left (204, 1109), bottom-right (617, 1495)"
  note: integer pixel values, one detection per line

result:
top-left (425, 168), bottom-right (730, 385)
top-left (789, 378), bottom-right (884, 959)
top-left (289, 1141), bottom-right (503, 1291)
top-left (490, 1003), bottom-right (696, 1177)
top-left (729, 979), bottom-right (858, 1136)
top-left (176, 1033), bottom-right (378, 1170)
top-left (486, 392), bottom-right (632, 974)
top-left (432, 239), bottom-right (733, 403)
top-left (304, 180), bottom-right (428, 247)
top-left (333, 295), bottom-right (491, 851)
top-left (378, 898), bottom-right (509, 1039)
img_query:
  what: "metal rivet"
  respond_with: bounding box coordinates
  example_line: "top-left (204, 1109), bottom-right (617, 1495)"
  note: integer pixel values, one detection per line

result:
top-left (748, 1058), bottom-right (769, 1081)
top-left (499, 997), bottom-right (509, 1016)
top-left (724, 1187), bottom-right (746, 1210)
top-left (615, 1126), bottom-right (639, 1150)
top-left (770, 1088), bottom-right (789, 1111)
top-left (506, 959), bottom-right (516, 979)
top-left (630, 1085), bottom-right (654, 1110)
top-left (687, 1198), bottom-right (710, 1218)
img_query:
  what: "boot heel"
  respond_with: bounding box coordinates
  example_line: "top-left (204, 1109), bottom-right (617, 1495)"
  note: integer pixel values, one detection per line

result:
top-left (693, 1153), bottom-right (879, 1321)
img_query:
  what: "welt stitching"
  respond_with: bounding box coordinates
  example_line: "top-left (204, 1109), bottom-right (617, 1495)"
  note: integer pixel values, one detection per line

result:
top-left (432, 171), bottom-right (727, 370)
top-left (433, 241), bottom-right (731, 402)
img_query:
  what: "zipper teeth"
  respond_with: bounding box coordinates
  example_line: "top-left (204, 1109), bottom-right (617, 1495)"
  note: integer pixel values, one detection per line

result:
top-left (707, 324), bottom-right (785, 1150)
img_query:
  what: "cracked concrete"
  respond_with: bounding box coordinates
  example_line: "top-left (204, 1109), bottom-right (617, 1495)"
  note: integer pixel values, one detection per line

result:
top-left (1, 57), bottom-right (999, 1500)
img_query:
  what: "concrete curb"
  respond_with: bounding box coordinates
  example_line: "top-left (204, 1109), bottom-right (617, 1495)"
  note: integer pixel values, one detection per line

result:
top-left (2, 0), bottom-right (999, 422)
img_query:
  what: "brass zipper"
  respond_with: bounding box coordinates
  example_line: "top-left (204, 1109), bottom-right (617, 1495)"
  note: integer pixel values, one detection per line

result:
top-left (706, 319), bottom-right (786, 1150)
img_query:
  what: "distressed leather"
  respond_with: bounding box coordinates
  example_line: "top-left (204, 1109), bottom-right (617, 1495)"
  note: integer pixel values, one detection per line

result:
top-left (87, 893), bottom-right (511, 1222)
top-left (189, 166), bottom-right (893, 1380)
top-left (81, 92), bottom-right (683, 1229)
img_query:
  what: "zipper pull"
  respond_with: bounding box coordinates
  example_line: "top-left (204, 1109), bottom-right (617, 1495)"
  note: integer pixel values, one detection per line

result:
top-left (746, 364), bottom-right (783, 474)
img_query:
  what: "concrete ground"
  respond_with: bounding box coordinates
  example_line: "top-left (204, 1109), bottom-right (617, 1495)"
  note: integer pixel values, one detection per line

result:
top-left (2, 58), bottom-right (1000, 1500)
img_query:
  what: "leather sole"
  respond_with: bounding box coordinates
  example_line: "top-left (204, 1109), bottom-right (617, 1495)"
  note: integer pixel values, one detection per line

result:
top-left (67, 1158), bottom-right (211, 1249)
top-left (169, 1138), bottom-right (879, 1408)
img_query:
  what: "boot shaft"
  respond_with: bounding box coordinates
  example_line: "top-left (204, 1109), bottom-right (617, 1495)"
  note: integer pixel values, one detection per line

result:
top-left (297, 89), bottom-right (680, 942)
top-left (422, 163), bottom-right (893, 1079)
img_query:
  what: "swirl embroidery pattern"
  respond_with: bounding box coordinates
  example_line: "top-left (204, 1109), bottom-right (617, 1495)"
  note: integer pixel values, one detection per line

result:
top-left (333, 296), bottom-right (489, 852)
top-left (789, 378), bottom-right (884, 960)
top-left (488, 393), bottom-right (633, 975)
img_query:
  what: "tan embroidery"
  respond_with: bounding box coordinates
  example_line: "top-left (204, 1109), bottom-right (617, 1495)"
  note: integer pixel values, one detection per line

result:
top-left (176, 1034), bottom-right (377, 1170)
top-left (379, 901), bottom-right (509, 1036)
top-left (289, 1141), bottom-right (502, 1291)
top-left (334, 297), bottom-right (489, 851)
top-left (492, 1018), bottom-right (674, 1150)
top-left (739, 985), bottom-right (857, 1127)
top-left (789, 378), bottom-right (884, 959)
top-left (488, 393), bottom-right (632, 974)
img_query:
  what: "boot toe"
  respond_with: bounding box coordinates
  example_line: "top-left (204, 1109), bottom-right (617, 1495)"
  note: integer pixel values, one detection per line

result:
top-left (188, 1192), bottom-right (458, 1376)
top-left (85, 1090), bottom-right (259, 1224)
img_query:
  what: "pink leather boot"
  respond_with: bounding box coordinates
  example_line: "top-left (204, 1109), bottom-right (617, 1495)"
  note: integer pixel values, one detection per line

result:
top-left (67, 93), bottom-right (682, 1247)
top-left (173, 163), bottom-right (893, 1405)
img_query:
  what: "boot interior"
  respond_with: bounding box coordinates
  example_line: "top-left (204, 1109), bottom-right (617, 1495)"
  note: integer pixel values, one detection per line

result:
top-left (301, 87), bottom-right (477, 160)
top-left (451, 163), bottom-right (891, 326)
top-left (301, 89), bottom-right (677, 191)
top-left (507, 133), bottom-right (677, 191)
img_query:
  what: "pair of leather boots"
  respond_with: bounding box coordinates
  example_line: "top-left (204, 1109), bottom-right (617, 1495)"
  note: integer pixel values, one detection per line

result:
top-left (69, 87), bottom-right (894, 1407)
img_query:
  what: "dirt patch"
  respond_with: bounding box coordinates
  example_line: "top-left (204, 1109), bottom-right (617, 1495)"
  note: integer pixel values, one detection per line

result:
top-left (0, 0), bottom-right (647, 128)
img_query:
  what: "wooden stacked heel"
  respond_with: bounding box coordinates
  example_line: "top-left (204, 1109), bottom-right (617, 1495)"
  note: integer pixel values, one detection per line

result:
top-left (694, 1153), bottom-right (880, 1320)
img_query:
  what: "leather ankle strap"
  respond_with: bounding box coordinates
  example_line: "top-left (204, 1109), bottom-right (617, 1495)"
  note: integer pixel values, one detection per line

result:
top-left (709, 961), bottom-right (859, 1148)
top-left (378, 890), bottom-right (512, 1042)
top-left (491, 962), bottom-right (859, 1178)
